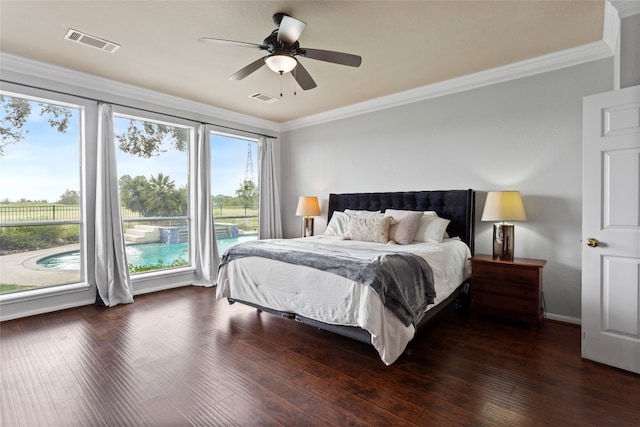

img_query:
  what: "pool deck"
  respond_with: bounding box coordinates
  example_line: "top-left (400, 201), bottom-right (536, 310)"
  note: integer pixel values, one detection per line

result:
top-left (0, 244), bottom-right (81, 287)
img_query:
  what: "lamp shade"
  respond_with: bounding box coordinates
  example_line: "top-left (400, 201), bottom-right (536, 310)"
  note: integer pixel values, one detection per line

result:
top-left (296, 196), bottom-right (320, 217)
top-left (481, 191), bottom-right (527, 222)
top-left (265, 53), bottom-right (297, 74)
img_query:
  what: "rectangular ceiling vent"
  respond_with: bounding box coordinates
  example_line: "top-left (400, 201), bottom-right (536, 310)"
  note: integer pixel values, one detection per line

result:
top-left (64, 29), bottom-right (121, 53)
top-left (249, 92), bottom-right (279, 104)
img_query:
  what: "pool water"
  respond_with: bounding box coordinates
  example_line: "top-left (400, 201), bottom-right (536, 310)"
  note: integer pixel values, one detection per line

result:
top-left (37, 235), bottom-right (257, 270)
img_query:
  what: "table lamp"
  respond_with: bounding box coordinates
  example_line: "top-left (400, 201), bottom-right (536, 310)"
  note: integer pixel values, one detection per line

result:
top-left (296, 196), bottom-right (320, 237)
top-left (481, 191), bottom-right (527, 260)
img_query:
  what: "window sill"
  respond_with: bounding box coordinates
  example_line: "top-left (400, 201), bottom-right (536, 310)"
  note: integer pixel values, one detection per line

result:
top-left (0, 281), bottom-right (91, 305)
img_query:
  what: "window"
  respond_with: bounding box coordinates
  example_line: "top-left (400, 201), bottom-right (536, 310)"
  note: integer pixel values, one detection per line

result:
top-left (114, 114), bottom-right (192, 274)
top-left (210, 132), bottom-right (258, 254)
top-left (0, 93), bottom-right (83, 294)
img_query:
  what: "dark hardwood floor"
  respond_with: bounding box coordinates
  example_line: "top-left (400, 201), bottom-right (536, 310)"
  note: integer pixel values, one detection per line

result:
top-left (1, 286), bottom-right (639, 427)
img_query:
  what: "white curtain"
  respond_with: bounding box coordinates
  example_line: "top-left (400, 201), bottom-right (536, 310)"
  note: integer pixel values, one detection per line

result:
top-left (193, 124), bottom-right (218, 286)
top-left (95, 103), bottom-right (134, 306)
top-left (258, 136), bottom-right (283, 239)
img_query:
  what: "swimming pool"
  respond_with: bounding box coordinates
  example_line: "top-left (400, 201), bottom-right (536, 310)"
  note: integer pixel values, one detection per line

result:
top-left (36, 235), bottom-right (257, 270)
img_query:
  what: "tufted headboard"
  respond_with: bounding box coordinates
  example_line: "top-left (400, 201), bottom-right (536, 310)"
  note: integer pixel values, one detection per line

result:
top-left (328, 189), bottom-right (475, 253)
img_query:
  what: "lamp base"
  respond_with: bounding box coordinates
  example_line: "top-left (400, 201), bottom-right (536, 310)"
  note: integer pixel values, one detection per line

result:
top-left (302, 217), bottom-right (315, 237)
top-left (493, 223), bottom-right (514, 261)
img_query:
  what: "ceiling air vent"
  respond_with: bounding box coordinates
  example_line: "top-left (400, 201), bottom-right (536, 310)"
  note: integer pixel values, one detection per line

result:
top-left (249, 92), bottom-right (279, 104)
top-left (64, 29), bottom-right (121, 53)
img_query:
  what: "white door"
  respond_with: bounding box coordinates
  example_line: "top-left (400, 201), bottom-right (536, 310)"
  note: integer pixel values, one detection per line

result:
top-left (582, 85), bottom-right (640, 374)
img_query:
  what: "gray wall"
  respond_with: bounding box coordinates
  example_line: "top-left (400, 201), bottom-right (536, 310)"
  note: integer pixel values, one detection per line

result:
top-left (280, 58), bottom-right (613, 321)
top-left (621, 14), bottom-right (640, 88)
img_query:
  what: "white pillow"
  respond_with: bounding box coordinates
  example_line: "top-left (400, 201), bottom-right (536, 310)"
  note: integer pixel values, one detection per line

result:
top-left (324, 211), bottom-right (350, 237)
top-left (384, 209), bottom-right (423, 245)
top-left (345, 215), bottom-right (392, 243)
top-left (413, 213), bottom-right (450, 243)
top-left (344, 209), bottom-right (382, 218)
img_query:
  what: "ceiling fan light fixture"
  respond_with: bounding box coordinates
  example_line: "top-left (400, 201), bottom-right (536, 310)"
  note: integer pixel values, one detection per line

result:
top-left (265, 53), bottom-right (297, 74)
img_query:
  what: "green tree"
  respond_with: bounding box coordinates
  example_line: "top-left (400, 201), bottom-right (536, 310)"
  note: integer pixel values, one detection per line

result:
top-left (119, 175), bottom-right (150, 215)
top-left (143, 173), bottom-right (183, 216)
top-left (117, 120), bottom-right (188, 158)
top-left (235, 180), bottom-right (258, 211)
top-left (57, 189), bottom-right (80, 205)
top-left (177, 185), bottom-right (188, 215)
top-left (212, 194), bottom-right (226, 206)
top-left (0, 96), bottom-right (72, 155)
top-left (1, 95), bottom-right (187, 159)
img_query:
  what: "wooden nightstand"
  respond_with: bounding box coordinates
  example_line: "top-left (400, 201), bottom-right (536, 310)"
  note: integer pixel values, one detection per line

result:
top-left (470, 254), bottom-right (546, 329)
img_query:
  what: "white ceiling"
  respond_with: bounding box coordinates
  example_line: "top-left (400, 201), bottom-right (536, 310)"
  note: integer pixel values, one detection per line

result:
top-left (0, 1), bottom-right (605, 123)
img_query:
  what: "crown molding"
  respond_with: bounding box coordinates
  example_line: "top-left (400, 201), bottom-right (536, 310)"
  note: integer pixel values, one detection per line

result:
top-left (281, 37), bottom-right (615, 132)
top-left (0, 53), bottom-right (281, 133)
top-left (603, 1), bottom-right (621, 49)
top-left (282, 2), bottom-right (620, 132)
top-left (609, 0), bottom-right (640, 18)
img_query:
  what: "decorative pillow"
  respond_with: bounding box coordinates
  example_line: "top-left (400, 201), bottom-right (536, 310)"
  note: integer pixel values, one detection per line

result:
top-left (384, 209), bottom-right (423, 245)
top-left (324, 211), bottom-right (350, 237)
top-left (345, 215), bottom-right (393, 243)
top-left (421, 211), bottom-right (449, 238)
top-left (413, 214), bottom-right (451, 243)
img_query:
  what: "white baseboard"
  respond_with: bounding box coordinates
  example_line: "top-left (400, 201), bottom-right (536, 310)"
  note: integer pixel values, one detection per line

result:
top-left (545, 312), bottom-right (581, 325)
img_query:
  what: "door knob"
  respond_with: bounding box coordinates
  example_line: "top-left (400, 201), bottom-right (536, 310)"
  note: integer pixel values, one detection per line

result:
top-left (586, 237), bottom-right (599, 247)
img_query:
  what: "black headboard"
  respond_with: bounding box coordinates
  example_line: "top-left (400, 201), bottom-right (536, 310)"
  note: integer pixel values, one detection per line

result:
top-left (328, 189), bottom-right (475, 253)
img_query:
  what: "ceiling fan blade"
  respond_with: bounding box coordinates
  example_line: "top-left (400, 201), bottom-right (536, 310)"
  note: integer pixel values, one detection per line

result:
top-left (291, 61), bottom-right (317, 90)
top-left (228, 57), bottom-right (267, 80)
top-left (299, 48), bottom-right (362, 67)
top-left (277, 15), bottom-right (307, 45)
top-left (199, 37), bottom-right (263, 49)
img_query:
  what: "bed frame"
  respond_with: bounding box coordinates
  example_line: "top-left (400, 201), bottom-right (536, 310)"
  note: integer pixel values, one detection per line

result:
top-left (229, 189), bottom-right (475, 346)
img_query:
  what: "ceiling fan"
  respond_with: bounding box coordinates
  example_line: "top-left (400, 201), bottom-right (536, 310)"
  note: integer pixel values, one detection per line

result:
top-left (199, 13), bottom-right (362, 90)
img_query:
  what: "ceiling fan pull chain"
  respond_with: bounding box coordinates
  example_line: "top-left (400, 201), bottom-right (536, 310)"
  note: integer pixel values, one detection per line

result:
top-left (292, 68), bottom-right (297, 96)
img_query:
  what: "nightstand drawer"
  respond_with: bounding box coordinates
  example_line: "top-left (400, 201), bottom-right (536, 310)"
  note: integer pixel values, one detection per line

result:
top-left (472, 263), bottom-right (539, 285)
top-left (501, 266), bottom-right (539, 284)
top-left (473, 279), bottom-right (538, 300)
top-left (473, 292), bottom-right (539, 315)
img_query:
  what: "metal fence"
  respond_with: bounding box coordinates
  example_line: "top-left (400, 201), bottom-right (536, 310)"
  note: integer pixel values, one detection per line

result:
top-left (1, 205), bottom-right (258, 226)
top-left (0, 205), bottom-right (142, 223)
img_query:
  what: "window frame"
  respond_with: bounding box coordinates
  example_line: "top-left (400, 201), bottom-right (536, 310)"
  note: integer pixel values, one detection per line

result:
top-left (0, 89), bottom-right (88, 294)
top-left (111, 106), bottom-right (198, 282)
top-left (209, 129), bottom-right (260, 254)
top-left (0, 83), bottom-right (93, 310)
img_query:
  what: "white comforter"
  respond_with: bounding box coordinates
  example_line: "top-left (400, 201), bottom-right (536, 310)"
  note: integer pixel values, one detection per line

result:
top-left (216, 235), bottom-right (471, 365)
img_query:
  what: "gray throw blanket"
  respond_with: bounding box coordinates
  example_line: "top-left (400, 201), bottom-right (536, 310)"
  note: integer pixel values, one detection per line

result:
top-left (219, 239), bottom-right (435, 327)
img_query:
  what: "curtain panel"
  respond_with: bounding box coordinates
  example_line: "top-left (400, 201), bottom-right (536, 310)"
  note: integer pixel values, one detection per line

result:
top-left (95, 103), bottom-right (134, 306)
top-left (193, 124), bottom-right (219, 286)
top-left (258, 136), bottom-right (283, 239)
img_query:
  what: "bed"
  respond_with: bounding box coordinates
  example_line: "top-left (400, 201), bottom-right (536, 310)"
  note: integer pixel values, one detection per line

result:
top-left (216, 189), bottom-right (475, 365)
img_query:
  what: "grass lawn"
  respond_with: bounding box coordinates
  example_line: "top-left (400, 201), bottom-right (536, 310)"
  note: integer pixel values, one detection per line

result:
top-left (0, 284), bottom-right (35, 292)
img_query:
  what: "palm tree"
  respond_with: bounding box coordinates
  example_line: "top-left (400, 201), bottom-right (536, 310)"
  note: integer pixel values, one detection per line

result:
top-left (119, 174), bottom-right (150, 215)
top-left (144, 173), bottom-right (182, 216)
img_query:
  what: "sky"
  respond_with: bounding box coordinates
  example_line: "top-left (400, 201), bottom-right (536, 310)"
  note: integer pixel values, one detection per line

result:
top-left (0, 97), bottom-right (256, 203)
top-left (210, 133), bottom-right (257, 197)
